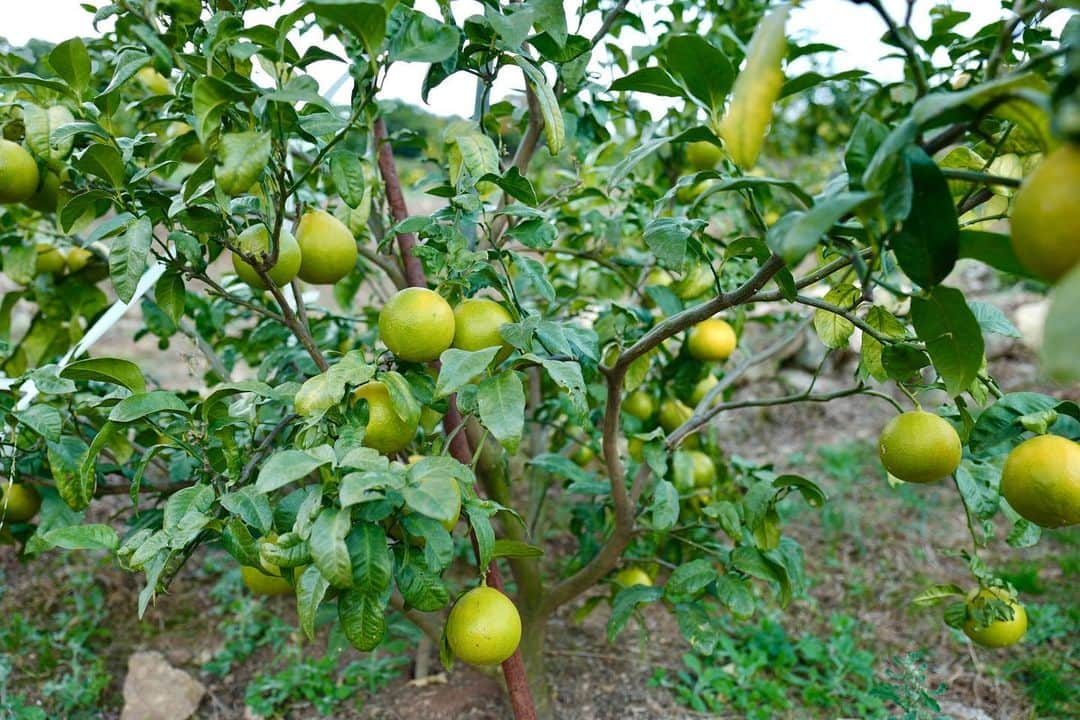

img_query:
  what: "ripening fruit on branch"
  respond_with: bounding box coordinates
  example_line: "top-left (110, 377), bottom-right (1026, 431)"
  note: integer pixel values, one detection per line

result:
top-left (231, 224), bottom-right (302, 289)
top-left (135, 66), bottom-right (172, 95)
top-left (35, 243), bottom-right (66, 275)
top-left (613, 567), bottom-right (652, 589)
top-left (1000, 434), bottom-right (1080, 528)
top-left (659, 398), bottom-right (693, 433)
top-left (877, 411), bottom-right (962, 483)
top-left (0, 139), bottom-right (40, 204)
top-left (685, 141), bottom-right (722, 171)
top-left (240, 565), bottom-right (293, 596)
top-left (295, 209), bottom-right (358, 284)
top-left (445, 585), bottom-right (522, 666)
top-left (1008, 144), bottom-right (1080, 282)
top-left (352, 381), bottom-right (419, 455)
top-left (622, 390), bottom-right (656, 421)
top-left (671, 263), bottom-right (713, 300)
top-left (718, 4), bottom-right (790, 168)
top-left (453, 298), bottom-right (513, 353)
top-left (65, 246), bottom-right (93, 273)
top-left (962, 588), bottom-right (1027, 648)
top-left (687, 319), bottom-right (737, 362)
top-left (1, 482), bottom-right (41, 523)
top-left (379, 287), bottom-right (456, 362)
top-left (690, 374), bottom-right (719, 405)
top-left (25, 170), bottom-right (61, 213)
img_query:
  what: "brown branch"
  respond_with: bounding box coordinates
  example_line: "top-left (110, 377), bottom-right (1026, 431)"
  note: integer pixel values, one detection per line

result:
top-left (748, 248), bottom-right (874, 303)
top-left (241, 413), bottom-right (297, 485)
top-left (373, 117), bottom-right (426, 288)
top-left (985, 0), bottom-right (1027, 80)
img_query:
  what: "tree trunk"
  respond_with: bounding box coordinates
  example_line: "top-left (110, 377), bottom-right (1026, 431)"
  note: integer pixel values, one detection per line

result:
top-left (518, 615), bottom-right (555, 720)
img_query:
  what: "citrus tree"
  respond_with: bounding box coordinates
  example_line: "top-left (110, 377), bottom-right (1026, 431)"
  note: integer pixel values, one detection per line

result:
top-left (2, 1), bottom-right (1079, 717)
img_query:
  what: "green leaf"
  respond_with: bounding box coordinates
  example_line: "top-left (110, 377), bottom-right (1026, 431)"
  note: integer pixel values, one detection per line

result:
top-left (968, 392), bottom-right (1061, 451)
top-left (221, 519), bottom-right (260, 567)
top-left (465, 502), bottom-right (496, 571)
top-left (665, 559), bottom-right (717, 599)
top-left (662, 35), bottom-right (734, 112)
top-left (1043, 264), bottom-right (1080, 383)
top-left (650, 479), bottom-right (679, 530)
top-left (109, 391), bottom-right (188, 423)
top-left (909, 583), bottom-right (965, 607)
top-left (957, 230), bottom-right (1036, 279)
top-left (675, 603), bottom-right (718, 655)
top-left (396, 549), bottom-right (449, 611)
top-left (768, 192), bottom-right (877, 267)
top-left (845, 114), bottom-right (890, 185)
top-left (154, 270), bottom-right (186, 325)
top-left (329, 152), bottom-right (370, 209)
top-left (402, 475), bottom-right (459, 523)
top-left (479, 166), bottom-right (537, 205)
top-left (969, 301), bottom-right (1021, 338)
top-left (511, 253), bottom-right (555, 302)
top-left (163, 485), bottom-right (214, 531)
top-left (491, 539), bottom-right (544, 559)
top-left (338, 590), bottom-right (387, 651)
top-left (23, 104), bottom-right (75, 162)
top-left (109, 216), bottom-right (153, 303)
top-left (881, 343), bottom-right (931, 381)
top-left (861, 306), bottom-right (908, 381)
top-left (610, 67), bottom-right (684, 97)
top-left (214, 131), bottom-right (271, 196)
top-left (477, 370), bottom-right (525, 452)
top-left (891, 147), bottom-right (958, 288)
top-left (529, 0), bottom-right (567, 46)
top-left (772, 474), bottom-right (828, 508)
top-left (310, 2), bottom-right (387, 54)
top-left (49, 38), bottom-right (91, 94)
top-left (40, 524), bottom-right (118, 551)
top-left (48, 437), bottom-right (92, 511)
top-left (714, 574), bottom-right (755, 617)
top-left (191, 76), bottom-right (234, 143)
top-left (77, 142), bottom-right (125, 187)
top-left (296, 565), bottom-right (330, 641)
top-left (219, 487), bottom-right (274, 534)
top-left (61, 357), bottom-right (146, 393)
top-left (513, 56), bottom-right (564, 156)
top-left (346, 523), bottom-right (392, 593)
top-left (813, 283), bottom-right (861, 349)
top-left (310, 507), bottom-right (353, 589)
top-left (255, 446), bottom-right (334, 493)
top-left (389, 6), bottom-right (460, 63)
top-left (910, 286), bottom-right (984, 396)
top-left (436, 347), bottom-right (499, 398)
top-left (14, 404), bottom-right (62, 441)
top-left (644, 218), bottom-right (705, 269)
top-left (607, 585), bottom-right (663, 642)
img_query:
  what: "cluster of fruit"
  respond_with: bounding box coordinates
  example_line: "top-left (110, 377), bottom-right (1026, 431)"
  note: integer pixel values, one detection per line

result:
top-left (877, 411), bottom-right (1079, 647)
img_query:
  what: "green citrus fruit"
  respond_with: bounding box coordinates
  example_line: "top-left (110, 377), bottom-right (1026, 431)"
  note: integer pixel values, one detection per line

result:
top-left (65, 246), bottom-right (93, 273)
top-left (613, 567), bottom-right (652, 588)
top-left (963, 588), bottom-right (1027, 648)
top-left (379, 287), bottom-right (455, 362)
top-left (0, 140), bottom-right (40, 204)
top-left (1, 483), bottom-right (41, 522)
top-left (1000, 434), bottom-right (1080, 528)
top-left (688, 450), bottom-right (716, 488)
top-left (295, 209), bottom-right (357, 284)
top-left (627, 437), bottom-right (645, 462)
top-left (446, 586), bottom-right (522, 666)
top-left (686, 141), bottom-right (722, 171)
top-left (571, 444), bottom-right (595, 467)
top-left (352, 381), bottom-right (419, 455)
top-left (690, 374), bottom-right (719, 405)
top-left (240, 565), bottom-right (292, 596)
top-left (672, 263), bottom-right (713, 300)
top-left (231, 224), bottom-right (301, 289)
top-left (687, 319), bottom-right (736, 362)
top-left (659, 398), bottom-right (693, 433)
top-left (25, 171), bottom-right (60, 213)
top-left (623, 390), bottom-right (656, 421)
top-left (877, 411), bottom-right (962, 483)
top-left (453, 298), bottom-right (513, 352)
top-left (36, 243), bottom-right (66, 275)
top-left (1009, 144), bottom-right (1080, 282)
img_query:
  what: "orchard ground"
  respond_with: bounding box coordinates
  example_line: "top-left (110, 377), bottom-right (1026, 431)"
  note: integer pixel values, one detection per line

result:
top-left (2, 255), bottom-right (1076, 719)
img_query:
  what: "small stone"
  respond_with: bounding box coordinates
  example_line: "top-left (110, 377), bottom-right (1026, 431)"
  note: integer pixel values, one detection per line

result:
top-left (938, 700), bottom-right (994, 720)
top-left (121, 651), bottom-right (205, 720)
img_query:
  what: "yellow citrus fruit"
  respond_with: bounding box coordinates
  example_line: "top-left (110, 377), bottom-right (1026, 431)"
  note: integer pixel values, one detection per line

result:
top-left (627, 437), bottom-right (645, 462)
top-left (1, 483), bottom-right (41, 522)
top-left (240, 565), bottom-right (292, 596)
top-left (646, 268), bottom-right (673, 288)
top-left (623, 390), bottom-right (655, 421)
top-left (613, 567), bottom-right (652, 588)
top-left (295, 209), bottom-right (357, 284)
top-left (231, 224), bottom-right (301, 289)
top-left (65, 246), bottom-right (93, 273)
top-left (379, 287), bottom-right (455, 362)
top-left (1000, 434), bottom-right (1080, 528)
top-left (877, 411), bottom-right (962, 483)
top-left (686, 141), bottom-right (722, 171)
top-left (687, 319), bottom-right (736, 362)
top-left (25, 170), bottom-right (60, 213)
top-left (352, 381), bottom-right (418, 455)
top-left (0, 140), bottom-right (40, 204)
top-left (963, 588), bottom-right (1027, 648)
top-left (36, 243), bottom-right (66, 275)
top-left (453, 298), bottom-right (513, 352)
top-left (690, 374), bottom-right (719, 405)
top-left (659, 398), bottom-right (693, 433)
top-left (1009, 144), bottom-right (1080, 282)
top-left (135, 66), bottom-right (171, 95)
top-left (445, 586), bottom-right (522, 666)
top-left (688, 450), bottom-right (716, 488)
top-left (166, 122), bottom-right (205, 163)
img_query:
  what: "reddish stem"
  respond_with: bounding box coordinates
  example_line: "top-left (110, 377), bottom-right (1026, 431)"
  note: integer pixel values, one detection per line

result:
top-left (374, 115), bottom-right (538, 720)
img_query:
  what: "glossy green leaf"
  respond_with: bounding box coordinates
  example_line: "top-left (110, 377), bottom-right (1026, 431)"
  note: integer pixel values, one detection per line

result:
top-left (910, 286), bottom-right (984, 396)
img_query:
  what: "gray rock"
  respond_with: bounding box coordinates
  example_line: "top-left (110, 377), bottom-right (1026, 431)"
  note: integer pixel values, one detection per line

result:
top-left (121, 651), bottom-right (205, 720)
top-left (938, 700), bottom-right (994, 720)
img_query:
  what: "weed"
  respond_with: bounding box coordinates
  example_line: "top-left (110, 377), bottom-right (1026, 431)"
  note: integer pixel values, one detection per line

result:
top-left (871, 652), bottom-right (944, 720)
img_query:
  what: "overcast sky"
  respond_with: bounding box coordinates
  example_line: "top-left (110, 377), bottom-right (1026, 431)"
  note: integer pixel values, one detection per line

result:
top-left (4, 1), bottom-right (1072, 118)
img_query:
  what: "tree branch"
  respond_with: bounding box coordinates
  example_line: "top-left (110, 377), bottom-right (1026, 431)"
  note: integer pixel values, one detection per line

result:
top-left (860, 0), bottom-right (928, 96)
top-left (373, 117), bottom-right (426, 287)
